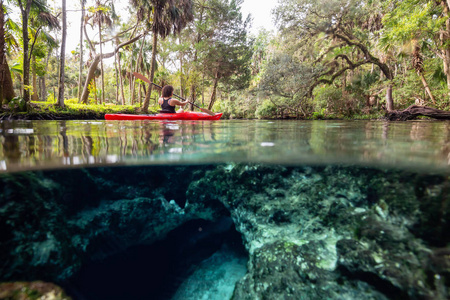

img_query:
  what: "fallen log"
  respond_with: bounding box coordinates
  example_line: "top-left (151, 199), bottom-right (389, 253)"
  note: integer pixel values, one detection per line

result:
top-left (386, 105), bottom-right (450, 121)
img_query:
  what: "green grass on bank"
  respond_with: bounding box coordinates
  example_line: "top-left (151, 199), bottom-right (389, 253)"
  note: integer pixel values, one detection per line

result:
top-left (8, 98), bottom-right (159, 119)
top-left (0, 98), bottom-right (160, 120)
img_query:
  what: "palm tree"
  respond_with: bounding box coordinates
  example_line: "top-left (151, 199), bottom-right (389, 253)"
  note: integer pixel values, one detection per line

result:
top-left (77, 0), bottom-right (86, 101)
top-left (130, 0), bottom-right (194, 113)
top-left (16, 0), bottom-right (58, 106)
top-left (28, 11), bottom-right (59, 102)
top-left (91, 0), bottom-right (112, 104)
top-left (57, 0), bottom-right (66, 107)
top-left (0, 1), bottom-right (15, 105)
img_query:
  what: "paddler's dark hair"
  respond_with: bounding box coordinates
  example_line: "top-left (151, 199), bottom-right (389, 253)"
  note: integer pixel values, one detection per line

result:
top-left (162, 85), bottom-right (174, 98)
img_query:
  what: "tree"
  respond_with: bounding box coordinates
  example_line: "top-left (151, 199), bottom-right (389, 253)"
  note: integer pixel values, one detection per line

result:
top-left (183, 0), bottom-right (223, 109)
top-left (274, 0), bottom-right (395, 110)
top-left (15, 0), bottom-right (58, 106)
top-left (0, 1), bottom-right (15, 104)
top-left (259, 53), bottom-right (321, 116)
top-left (201, 0), bottom-right (253, 110)
top-left (17, 0), bottom-right (33, 104)
top-left (77, 0), bottom-right (86, 101)
top-left (26, 7), bottom-right (59, 102)
top-left (381, 0), bottom-right (446, 103)
top-left (130, 0), bottom-right (194, 113)
top-left (57, 0), bottom-right (66, 107)
top-left (80, 22), bottom-right (145, 104)
top-left (89, 0), bottom-right (113, 104)
top-left (411, 40), bottom-right (436, 104)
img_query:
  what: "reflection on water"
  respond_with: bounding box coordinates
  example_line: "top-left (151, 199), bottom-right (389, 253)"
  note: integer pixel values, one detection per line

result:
top-left (0, 120), bottom-right (449, 172)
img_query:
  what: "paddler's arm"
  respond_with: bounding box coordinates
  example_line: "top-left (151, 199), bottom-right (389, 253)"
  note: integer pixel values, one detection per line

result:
top-left (169, 99), bottom-right (188, 107)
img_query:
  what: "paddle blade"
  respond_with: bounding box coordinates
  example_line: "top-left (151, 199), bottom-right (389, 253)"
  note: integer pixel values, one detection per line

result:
top-left (199, 107), bottom-right (215, 116)
top-left (133, 72), bottom-right (150, 84)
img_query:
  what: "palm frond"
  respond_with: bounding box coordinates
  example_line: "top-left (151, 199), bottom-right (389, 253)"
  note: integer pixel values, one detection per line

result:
top-left (4, 31), bottom-right (19, 52)
top-left (38, 11), bottom-right (60, 30)
top-left (30, 0), bottom-right (49, 14)
top-left (6, 18), bottom-right (20, 32)
top-left (41, 30), bottom-right (58, 48)
top-left (10, 62), bottom-right (23, 74)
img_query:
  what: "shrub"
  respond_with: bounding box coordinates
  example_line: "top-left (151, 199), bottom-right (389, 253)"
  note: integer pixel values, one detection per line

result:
top-left (255, 99), bottom-right (277, 119)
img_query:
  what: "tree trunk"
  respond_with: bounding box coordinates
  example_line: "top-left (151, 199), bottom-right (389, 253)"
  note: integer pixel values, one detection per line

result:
top-left (386, 105), bottom-right (450, 121)
top-left (57, 0), bottom-right (67, 107)
top-left (189, 84), bottom-right (196, 111)
top-left (114, 45), bottom-right (118, 104)
top-left (138, 80), bottom-right (142, 104)
top-left (32, 55), bottom-right (38, 101)
top-left (132, 38), bottom-right (146, 105)
top-left (117, 52), bottom-right (125, 105)
top-left (19, 0), bottom-right (33, 104)
top-left (39, 53), bottom-right (50, 101)
top-left (386, 84), bottom-right (394, 111)
top-left (77, 2), bottom-right (85, 101)
top-left (441, 1), bottom-right (450, 98)
top-left (179, 38), bottom-right (184, 98)
top-left (201, 68), bottom-right (205, 106)
top-left (93, 76), bottom-right (97, 104)
top-left (99, 21), bottom-right (104, 104)
top-left (80, 34), bottom-right (144, 104)
top-left (142, 32), bottom-right (158, 113)
top-left (0, 0), bottom-right (15, 105)
top-left (208, 71), bottom-right (219, 110)
top-left (81, 55), bottom-right (102, 104)
top-left (418, 72), bottom-right (436, 104)
top-left (188, 6), bottom-right (204, 111)
top-left (129, 72), bottom-right (132, 103)
top-left (39, 77), bottom-right (45, 101)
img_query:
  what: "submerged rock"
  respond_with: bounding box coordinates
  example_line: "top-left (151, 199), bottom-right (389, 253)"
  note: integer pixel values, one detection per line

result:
top-left (188, 164), bottom-right (450, 299)
top-left (1, 164), bottom-right (449, 299)
top-left (0, 281), bottom-right (72, 300)
top-left (0, 166), bottom-right (227, 281)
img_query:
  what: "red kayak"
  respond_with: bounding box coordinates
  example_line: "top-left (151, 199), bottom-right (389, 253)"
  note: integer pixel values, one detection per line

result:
top-left (105, 111), bottom-right (223, 121)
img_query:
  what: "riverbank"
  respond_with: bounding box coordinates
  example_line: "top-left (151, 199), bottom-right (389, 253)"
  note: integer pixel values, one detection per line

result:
top-left (0, 102), bottom-right (383, 121)
top-left (0, 101), bottom-right (157, 121)
top-left (0, 102), bottom-right (446, 121)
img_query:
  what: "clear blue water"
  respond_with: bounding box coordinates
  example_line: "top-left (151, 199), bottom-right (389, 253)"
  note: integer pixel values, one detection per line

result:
top-left (0, 119), bottom-right (449, 172)
top-left (1, 119), bottom-right (449, 299)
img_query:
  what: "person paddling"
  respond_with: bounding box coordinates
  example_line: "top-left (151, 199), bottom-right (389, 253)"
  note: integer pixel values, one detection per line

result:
top-left (158, 85), bottom-right (188, 113)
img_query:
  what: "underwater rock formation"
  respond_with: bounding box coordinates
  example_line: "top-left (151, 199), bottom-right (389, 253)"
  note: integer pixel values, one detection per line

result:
top-left (188, 164), bottom-right (450, 299)
top-left (0, 166), bottom-right (227, 281)
top-left (1, 164), bottom-right (449, 299)
top-left (0, 281), bottom-right (72, 300)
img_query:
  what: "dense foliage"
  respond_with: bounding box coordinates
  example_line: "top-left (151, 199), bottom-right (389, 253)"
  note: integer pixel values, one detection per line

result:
top-left (1, 0), bottom-right (450, 118)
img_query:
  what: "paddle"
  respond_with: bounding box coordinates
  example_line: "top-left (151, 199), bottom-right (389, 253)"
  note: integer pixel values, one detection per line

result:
top-left (133, 72), bottom-right (216, 116)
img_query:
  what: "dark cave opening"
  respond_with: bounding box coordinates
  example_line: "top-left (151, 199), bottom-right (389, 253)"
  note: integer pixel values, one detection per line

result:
top-left (63, 217), bottom-right (247, 300)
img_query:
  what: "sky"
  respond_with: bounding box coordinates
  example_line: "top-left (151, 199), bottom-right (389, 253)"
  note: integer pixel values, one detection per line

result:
top-left (60, 0), bottom-right (278, 54)
top-left (8, 0), bottom-right (278, 59)
top-left (240, 0), bottom-right (278, 35)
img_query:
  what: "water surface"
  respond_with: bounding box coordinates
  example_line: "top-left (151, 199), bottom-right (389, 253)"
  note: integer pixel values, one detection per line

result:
top-left (1, 119), bottom-right (449, 299)
top-left (0, 120), bottom-right (449, 172)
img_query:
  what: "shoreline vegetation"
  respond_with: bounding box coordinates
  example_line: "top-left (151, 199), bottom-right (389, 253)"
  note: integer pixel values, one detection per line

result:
top-left (2, 1), bottom-right (450, 121)
top-left (1, 101), bottom-right (449, 121)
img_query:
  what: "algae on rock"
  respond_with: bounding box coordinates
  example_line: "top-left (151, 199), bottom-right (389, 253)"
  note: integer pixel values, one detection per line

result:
top-left (1, 164), bottom-right (449, 299)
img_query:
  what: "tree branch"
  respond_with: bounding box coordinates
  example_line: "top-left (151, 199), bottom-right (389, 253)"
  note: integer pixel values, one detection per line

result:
top-left (330, 30), bottom-right (392, 80)
top-left (308, 57), bottom-right (368, 97)
top-left (28, 27), bottom-right (42, 63)
top-left (314, 43), bottom-right (347, 64)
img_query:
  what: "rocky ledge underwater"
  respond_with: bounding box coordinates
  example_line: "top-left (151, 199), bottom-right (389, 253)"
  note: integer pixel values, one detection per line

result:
top-left (0, 164), bottom-right (449, 300)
